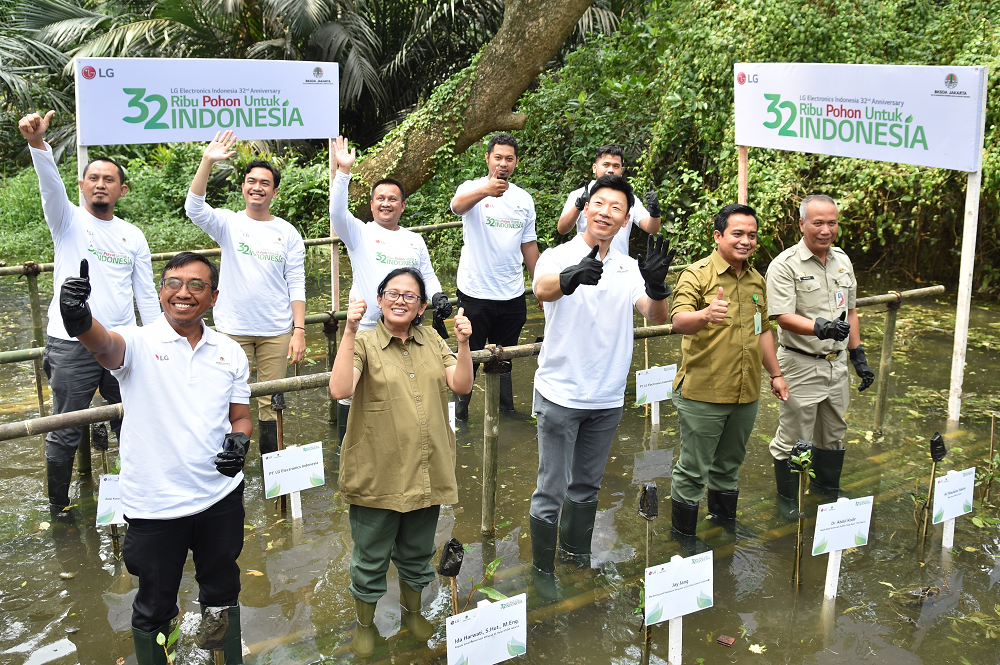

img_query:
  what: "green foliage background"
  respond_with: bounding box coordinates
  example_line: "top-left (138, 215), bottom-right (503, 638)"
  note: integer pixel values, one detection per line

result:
top-left (2, 0), bottom-right (999, 296)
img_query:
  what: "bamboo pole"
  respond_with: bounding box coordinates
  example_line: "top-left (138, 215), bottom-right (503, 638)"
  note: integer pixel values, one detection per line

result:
top-left (985, 413), bottom-right (996, 506)
top-left (30, 341), bottom-right (46, 417)
top-left (873, 295), bottom-right (901, 432)
top-left (793, 468), bottom-right (805, 586)
top-left (737, 145), bottom-right (749, 205)
top-left (920, 460), bottom-right (939, 546)
top-left (481, 368), bottom-right (501, 535)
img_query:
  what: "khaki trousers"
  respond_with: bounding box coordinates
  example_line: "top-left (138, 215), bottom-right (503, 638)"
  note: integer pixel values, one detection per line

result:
top-left (769, 347), bottom-right (850, 460)
top-left (223, 331), bottom-right (292, 421)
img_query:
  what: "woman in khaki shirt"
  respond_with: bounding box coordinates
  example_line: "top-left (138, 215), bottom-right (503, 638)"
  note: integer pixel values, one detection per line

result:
top-left (330, 267), bottom-right (473, 657)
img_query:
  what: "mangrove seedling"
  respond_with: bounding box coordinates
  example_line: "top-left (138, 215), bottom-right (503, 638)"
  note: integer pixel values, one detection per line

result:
top-left (462, 556), bottom-right (506, 611)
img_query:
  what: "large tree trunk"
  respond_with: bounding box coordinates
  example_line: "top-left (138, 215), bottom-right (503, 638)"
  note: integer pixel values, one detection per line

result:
top-left (349, 0), bottom-right (594, 213)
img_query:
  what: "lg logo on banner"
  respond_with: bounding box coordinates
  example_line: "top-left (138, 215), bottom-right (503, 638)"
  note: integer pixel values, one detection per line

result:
top-left (81, 66), bottom-right (114, 80)
top-left (736, 72), bottom-right (758, 85)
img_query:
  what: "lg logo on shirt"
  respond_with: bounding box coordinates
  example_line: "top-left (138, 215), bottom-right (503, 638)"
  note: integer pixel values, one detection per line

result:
top-left (155, 353), bottom-right (170, 362)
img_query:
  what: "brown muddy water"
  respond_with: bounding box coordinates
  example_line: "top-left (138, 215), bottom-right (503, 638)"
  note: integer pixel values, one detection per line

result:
top-left (0, 254), bottom-right (998, 665)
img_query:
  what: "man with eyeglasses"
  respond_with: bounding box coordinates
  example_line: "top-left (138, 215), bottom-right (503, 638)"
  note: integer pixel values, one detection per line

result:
top-left (60, 252), bottom-right (251, 664)
top-left (185, 130), bottom-right (306, 459)
top-left (18, 110), bottom-right (160, 520)
top-left (329, 136), bottom-right (449, 442)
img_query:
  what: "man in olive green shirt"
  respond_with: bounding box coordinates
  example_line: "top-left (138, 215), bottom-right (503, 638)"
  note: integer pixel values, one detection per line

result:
top-left (669, 204), bottom-right (787, 537)
top-left (766, 194), bottom-right (874, 508)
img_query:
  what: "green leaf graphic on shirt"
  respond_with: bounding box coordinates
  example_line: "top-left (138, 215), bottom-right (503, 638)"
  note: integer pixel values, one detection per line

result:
top-left (266, 483), bottom-right (281, 499)
top-left (854, 531), bottom-right (867, 546)
top-left (813, 538), bottom-right (828, 555)
top-left (933, 508), bottom-right (945, 524)
top-left (97, 508), bottom-right (117, 524)
top-left (309, 474), bottom-right (324, 486)
top-left (646, 604), bottom-right (663, 625)
top-left (696, 591), bottom-right (713, 609)
top-left (507, 638), bottom-right (526, 656)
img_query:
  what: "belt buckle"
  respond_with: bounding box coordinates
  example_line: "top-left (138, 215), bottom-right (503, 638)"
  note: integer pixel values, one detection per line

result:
top-left (824, 352), bottom-right (838, 361)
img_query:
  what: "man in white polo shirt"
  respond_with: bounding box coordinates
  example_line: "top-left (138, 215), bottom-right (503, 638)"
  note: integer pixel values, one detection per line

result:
top-left (61, 251), bottom-right (251, 665)
top-left (18, 110), bottom-right (160, 520)
top-left (450, 133), bottom-right (539, 419)
top-left (329, 135), bottom-right (449, 441)
top-left (556, 144), bottom-right (662, 256)
top-left (185, 130), bottom-right (306, 459)
top-left (529, 174), bottom-right (674, 599)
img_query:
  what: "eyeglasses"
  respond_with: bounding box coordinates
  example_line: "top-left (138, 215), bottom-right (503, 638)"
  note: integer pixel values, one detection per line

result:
top-left (380, 290), bottom-right (421, 304)
top-left (160, 277), bottom-right (210, 294)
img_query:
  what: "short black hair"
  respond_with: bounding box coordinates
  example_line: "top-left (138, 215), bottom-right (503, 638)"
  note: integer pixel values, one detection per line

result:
top-left (82, 157), bottom-right (126, 186)
top-left (244, 160), bottom-right (280, 188)
top-left (162, 252), bottom-right (219, 290)
top-left (487, 133), bottom-right (518, 156)
top-left (589, 174), bottom-right (635, 211)
top-left (594, 144), bottom-right (625, 163)
top-left (371, 178), bottom-right (406, 202)
top-left (713, 204), bottom-right (759, 235)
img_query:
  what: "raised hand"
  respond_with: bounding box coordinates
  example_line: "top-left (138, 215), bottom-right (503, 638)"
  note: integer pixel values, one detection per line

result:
top-left (481, 166), bottom-right (509, 198)
top-left (574, 180), bottom-right (591, 211)
top-left (453, 307), bottom-right (472, 343)
top-left (638, 233), bottom-right (676, 300)
top-left (334, 135), bottom-right (356, 173)
top-left (705, 286), bottom-right (728, 324)
top-left (644, 185), bottom-right (661, 218)
top-left (346, 297), bottom-right (367, 334)
top-left (61, 259), bottom-right (93, 338)
top-left (559, 244), bottom-right (603, 296)
top-left (814, 311), bottom-right (851, 341)
top-left (18, 110), bottom-right (54, 147)
top-left (202, 130), bottom-right (238, 164)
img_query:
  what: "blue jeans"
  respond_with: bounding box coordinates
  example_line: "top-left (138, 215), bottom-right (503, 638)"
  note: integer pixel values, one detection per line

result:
top-left (529, 390), bottom-right (623, 524)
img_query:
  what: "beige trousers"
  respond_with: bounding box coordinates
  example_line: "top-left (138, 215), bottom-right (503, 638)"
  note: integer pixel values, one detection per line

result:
top-left (223, 331), bottom-right (292, 421)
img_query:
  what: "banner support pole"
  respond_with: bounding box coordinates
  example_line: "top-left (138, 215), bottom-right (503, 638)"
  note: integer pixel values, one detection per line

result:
top-left (947, 67), bottom-right (989, 429)
top-left (737, 145), bottom-right (748, 205)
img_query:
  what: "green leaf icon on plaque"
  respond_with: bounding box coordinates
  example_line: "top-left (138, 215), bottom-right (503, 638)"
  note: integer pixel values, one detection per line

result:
top-left (933, 508), bottom-right (945, 524)
top-left (963, 500), bottom-right (972, 513)
top-left (456, 656), bottom-right (469, 665)
top-left (636, 394), bottom-right (648, 405)
top-left (696, 591), bottom-right (713, 609)
top-left (813, 538), bottom-right (828, 555)
top-left (97, 509), bottom-right (116, 524)
top-left (507, 638), bottom-right (526, 656)
top-left (266, 484), bottom-right (281, 499)
top-left (309, 474), bottom-right (324, 486)
top-left (646, 605), bottom-right (662, 625)
top-left (854, 531), bottom-right (867, 546)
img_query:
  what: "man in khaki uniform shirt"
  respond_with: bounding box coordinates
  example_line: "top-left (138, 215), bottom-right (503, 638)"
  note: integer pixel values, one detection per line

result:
top-left (766, 195), bottom-right (874, 508)
top-left (669, 204), bottom-right (787, 537)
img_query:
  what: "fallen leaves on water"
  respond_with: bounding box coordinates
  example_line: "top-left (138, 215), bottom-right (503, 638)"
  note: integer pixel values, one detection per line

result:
top-left (247, 570), bottom-right (264, 577)
top-left (117, 658), bottom-right (125, 665)
top-left (59, 572), bottom-right (76, 579)
top-left (964, 546), bottom-right (977, 552)
top-left (748, 644), bottom-right (766, 654)
top-left (39, 522), bottom-right (50, 531)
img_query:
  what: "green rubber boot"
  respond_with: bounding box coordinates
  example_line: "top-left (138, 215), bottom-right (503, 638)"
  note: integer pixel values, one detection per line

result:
top-left (399, 581), bottom-right (434, 641)
top-left (350, 598), bottom-right (378, 658)
top-left (558, 498), bottom-right (598, 567)
top-left (131, 623), bottom-right (170, 665)
top-left (529, 514), bottom-right (559, 601)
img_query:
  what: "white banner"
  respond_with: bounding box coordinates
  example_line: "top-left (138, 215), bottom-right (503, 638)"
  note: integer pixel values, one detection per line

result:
top-left (636, 364), bottom-right (677, 405)
top-left (734, 63), bottom-right (986, 172)
top-left (96, 474), bottom-right (126, 526)
top-left (813, 496), bottom-right (874, 555)
top-left (262, 442), bottom-right (325, 499)
top-left (933, 467), bottom-right (976, 524)
top-left (446, 594), bottom-right (527, 665)
top-left (644, 551), bottom-right (713, 625)
top-left (75, 58), bottom-right (339, 146)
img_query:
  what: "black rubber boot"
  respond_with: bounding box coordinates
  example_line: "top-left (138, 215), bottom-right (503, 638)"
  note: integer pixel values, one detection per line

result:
top-left (670, 498), bottom-right (699, 537)
top-left (258, 420), bottom-right (278, 456)
top-left (773, 457), bottom-right (800, 521)
top-left (224, 605), bottom-right (243, 664)
top-left (811, 448), bottom-right (846, 497)
top-left (455, 391), bottom-right (472, 421)
top-left (336, 402), bottom-right (351, 446)
top-left (529, 514), bottom-right (559, 601)
top-left (132, 623), bottom-right (170, 665)
top-left (46, 457), bottom-right (75, 520)
top-left (558, 498), bottom-right (598, 568)
top-left (706, 489), bottom-right (739, 522)
top-left (499, 372), bottom-right (515, 412)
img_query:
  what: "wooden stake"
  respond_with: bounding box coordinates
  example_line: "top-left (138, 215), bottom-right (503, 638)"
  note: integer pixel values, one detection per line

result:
top-left (793, 468), bottom-right (806, 586)
top-left (873, 297), bottom-right (900, 432)
top-left (30, 340), bottom-right (46, 418)
top-left (920, 460), bottom-right (939, 546)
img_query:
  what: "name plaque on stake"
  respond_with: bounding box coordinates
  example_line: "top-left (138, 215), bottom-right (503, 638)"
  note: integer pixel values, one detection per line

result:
top-left (644, 551), bottom-right (714, 625)
top-left (933, 467), bottom-right (976, 524)
top-left (636, 364), bottom-right (677, 405)
top-left (96, 474), bottom-right (126, 526)
top-left (262, 442), bottom-right (325, 499)
top-left (446, 594), bottom-right (527, 665)
top-left (813, 496), bottom-right (874, 555)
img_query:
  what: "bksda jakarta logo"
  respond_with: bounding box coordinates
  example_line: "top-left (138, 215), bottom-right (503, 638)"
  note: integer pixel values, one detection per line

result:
top-left (945, 73), bottom-right (958, 89)
top-left (313, 67), bottom-right (324, 79)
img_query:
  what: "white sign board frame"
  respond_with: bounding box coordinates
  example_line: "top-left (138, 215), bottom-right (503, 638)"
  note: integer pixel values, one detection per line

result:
top-left (96, 474), bottom-right (126, 526)
top-left (446, 594), bottom-right (527, 665)
top-left (644, 550), bottom-right (713, 626)
top-left (262, 442), bottom-right (325, 499)
top-left (933, 467), bottom-right (976, 524)
top-left (812, 495), bottom-right (874, 556)
top-left (636, 364), bottom-right (677, 405)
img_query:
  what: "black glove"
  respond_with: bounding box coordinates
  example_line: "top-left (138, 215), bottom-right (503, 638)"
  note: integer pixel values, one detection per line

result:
top-left (638, 233), bottom-right (676, 301)
top-left (814, 311), bottom-right (850, 341)
top-left (849, 345), bottom-right (875, 392)
top-left (573, 181), bottom-right (590, 211)
top-left (60, 259), bottom-right (93, 338)
top-left (215, 432), bottom-right (250, 478)
top-left (644, 185), bottom-right (661, 218)
top-left (431, 291), bottom-right (453, 339)
top-left (559, 245), bottom-right (603, 295)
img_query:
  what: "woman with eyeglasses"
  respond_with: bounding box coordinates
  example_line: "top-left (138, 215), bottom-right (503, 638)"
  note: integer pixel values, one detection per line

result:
top-left (329, 267), bottom-right (472, 657)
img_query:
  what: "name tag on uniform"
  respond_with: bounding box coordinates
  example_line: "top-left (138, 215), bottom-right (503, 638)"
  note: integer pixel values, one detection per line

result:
top-left (754, 312), bottom-right (762, 335)
top-left (835, 290), bottom-right (846, 308)
top-left (798, 275), bottom-right (815, 281)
